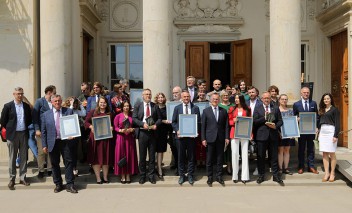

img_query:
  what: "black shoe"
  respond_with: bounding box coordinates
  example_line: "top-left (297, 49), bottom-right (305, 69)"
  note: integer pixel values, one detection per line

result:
top-left (66, 185), bottom-right (78, 194)
top-left (102, 179), bottom-right (110, 184)
top-left (233, 180), bottom-right (238, 183)
top-left (37, 172), bottom-right (44, 179)
top-left (47, 171), bottom-right (52, 177)
top-left (241, 180), bottom-right (248, 184)
top-left (283, 169), bottom-right (293, 175)
top-left (157, 172), bottom-right (164, 180)
top-left (126, 180), bottom-right (131, 184)
top-left (273, 176), bottom-right (284, 186)
top-left (149, 176), bottom-right (156, 184)
top-left (257, 176), bottom-right (265, 184)
top-left (8, 180), bottom-right (15, 190)
top-left (207, 177), bottom-right (213, 187)
top-left (216, 177), bottom-right (225, 185)
top-left (178, 176), bottom-right (186, 185)
top-left (188, 175), bottom-right (194, 185)
top-left (54, 184), bottom-right (63, 193)
top-left (19, 179), bottom-right (30, 186)
top-left (96, 181), bottom-right (103, 184)
top-left (139, 177), bottom-right (146, 184)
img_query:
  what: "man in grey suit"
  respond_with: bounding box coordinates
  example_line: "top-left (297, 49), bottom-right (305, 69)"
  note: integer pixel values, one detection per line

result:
top-left (172, 90), bottom-right (200, 185)
top-left (33, 85), bottom-right (56, 178)
top-left (132, 88), bottom-right (161, 184)
top-left (41, 94), bottom-right (78, 193)
top-left (201, 93), bottom-right (229, 186)
top-left (1, 87), bottom-right (32, 190)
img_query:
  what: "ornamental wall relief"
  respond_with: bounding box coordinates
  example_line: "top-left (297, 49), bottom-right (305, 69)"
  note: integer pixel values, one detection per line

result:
top-left (173, 0), bottom-right (244, 33)
top-left (109, 0), bottom-right (142, 31)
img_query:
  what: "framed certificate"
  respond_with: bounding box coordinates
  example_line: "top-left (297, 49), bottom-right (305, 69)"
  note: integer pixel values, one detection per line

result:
top-left (299, 112), bottom-right (316, 134)
top-left (281, 116), bottom-right (300, 138)
top-left (234, 116), bottom-right (253, 140)
top-left (178, 114), bottom-right (197, 137)
top-left (166, 101), bottom-right (181, 121)
top-left (130, 89), bottom-right (143, 108)
top-left (194, 102), bottom-right (209, 116)
top-left (59, 114), bottom-right (81, 140)
top-left (92, 115), bottom-right (113, 140)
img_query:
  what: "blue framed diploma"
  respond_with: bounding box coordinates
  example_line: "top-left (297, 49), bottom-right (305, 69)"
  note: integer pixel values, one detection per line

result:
top-left (129, 89), bottom-right (143, 108)
top-left (59, 114), bottom-right (81, 140)
top-left (234, 116), bottom-right (253, 140)
top-left (299, 112), bottom-right (316, 135)
top-left (92, 115), bottom-right (113, 140)
top-left (178, 114), bottom-right (198, 137)
top-left (281, 116), bottom-right (300, 138)
top-left (194, 102), bottom-right (209, 116)
top-left (166, 101), bottom-right (181, 121)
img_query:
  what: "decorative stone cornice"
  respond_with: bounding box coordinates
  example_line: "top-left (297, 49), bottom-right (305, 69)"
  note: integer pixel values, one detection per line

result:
top-left (79, 0), bottom-right (102, 28)
top-left (174, 17), bottom-right (244, 31)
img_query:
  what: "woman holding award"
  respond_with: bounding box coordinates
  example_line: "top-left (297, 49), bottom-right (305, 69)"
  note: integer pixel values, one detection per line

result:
top-left (318, 93), bottom-right (340, 182)
top-left (228, 94), bottom-right (251, 184)
top-left (85, 96), bottom-right (113, 184)
top-left (114, 101), bottom-right (138, 183)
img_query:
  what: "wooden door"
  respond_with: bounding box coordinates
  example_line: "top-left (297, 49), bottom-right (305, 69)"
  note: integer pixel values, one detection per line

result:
top-left (331, 30), bottom-right (348, 147)
top-left (186, 42), bottom-right (210, 90)
top-left (231, 39), bottom-right (252, 86)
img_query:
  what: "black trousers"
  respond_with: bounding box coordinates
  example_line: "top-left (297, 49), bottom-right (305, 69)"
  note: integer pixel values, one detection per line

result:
top-left (49, 139), bottom-right (75, 186)
top-left (177, 137), bottom-right (196, 177)
top-left (206, 138), bottom-right (224, 178)
top-left (138, 130), bottom-right (156, 178)
top-left (257, 139), bottom-right (279, 177)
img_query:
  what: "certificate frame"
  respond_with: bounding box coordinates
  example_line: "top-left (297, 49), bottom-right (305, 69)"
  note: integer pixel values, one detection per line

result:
top-left (178, 114), bottom-right (198, 137)
top-left (129, 89), bottom-right (144, 108)
top-left (281, 116), bottom-right (300, 138)
top-left (59, 114), bottom-right (81, 140)
top-left (299, 112), bottom-right (316, 135)
top-left (193, 102), bottom-right (209, 116)
top-left (92, 115), bottom-right (113, 140)
top-left (234, 116), bottom-right (253, 140)
top-left (166, 101), bottom-right (181, 121)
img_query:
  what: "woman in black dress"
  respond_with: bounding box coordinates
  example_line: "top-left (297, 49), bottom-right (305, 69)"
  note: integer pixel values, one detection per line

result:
top-left (154, 92), bottom-right (172, 180)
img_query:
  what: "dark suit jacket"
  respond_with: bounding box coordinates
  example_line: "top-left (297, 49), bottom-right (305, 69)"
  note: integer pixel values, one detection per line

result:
top-left (184, 87), bottom-right (198, 102)
top-left (253, 104), bottom-right (283, 141)
top-left (0, 101), bottom-right (32, 141)
top-left (132, 101), bottom-right (161, 138)
top-left (201, 105), bottom-right (229, 143)
top-left (41, 107), bottom-right (73, 152)
top-left (171, 102), bottom-right (200, 139)
top-left (86, 94), bottom-right (112, 112)
top-left (33, 97), bottom-right (51, 131)
top-left (293, 99), bottom-right (319, 128)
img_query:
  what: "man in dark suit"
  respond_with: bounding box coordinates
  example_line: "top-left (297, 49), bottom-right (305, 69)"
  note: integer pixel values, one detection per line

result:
top-left (1, 87), bottom-right (32, 190)
top-left (185, 76), bottom-right (198, 102)
top-left (201, 93), bottom-right (229, 186)
top-left (132, 88), bottom-right (161, 184)
top-left (253, 91), bottom-right (283, 185)
top-left (33, 85), bottom-right (56, 178)
top-left (172, 90), bottom-right (200, 185)
top-left (293, 87), bottom-right (319, 174)
top-left (41, 94), bottom-right (78, 193)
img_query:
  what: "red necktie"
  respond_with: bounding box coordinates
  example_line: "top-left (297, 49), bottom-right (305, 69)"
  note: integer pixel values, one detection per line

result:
top-left (146, 103), bottom-right (150, 117)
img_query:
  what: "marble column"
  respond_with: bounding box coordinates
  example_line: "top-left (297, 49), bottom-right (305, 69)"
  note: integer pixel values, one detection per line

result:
top-left (143, 0), bottom-right (171, 97)
top-left (40, 0), bottom-right (72, 98)
top-left (270, 0), bottom-right (301, 102)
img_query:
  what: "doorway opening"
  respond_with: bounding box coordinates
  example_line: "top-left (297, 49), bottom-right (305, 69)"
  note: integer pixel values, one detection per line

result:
top-left (209, 42), bottom-right (232, 87)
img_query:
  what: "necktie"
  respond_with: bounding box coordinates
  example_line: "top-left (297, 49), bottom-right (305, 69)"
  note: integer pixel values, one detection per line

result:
top-left (185, 104), bottom-right (188, 114)
top-left (214, 107), bottom-right (218, 121)
top-left (55, 110), bottom-right (60, 138)
top-left (146, 103), bottom-right (150, 117)
top-left (265, 105), bottom-right (269, 113)
top-left (304, 100), bottom-right (308, 112)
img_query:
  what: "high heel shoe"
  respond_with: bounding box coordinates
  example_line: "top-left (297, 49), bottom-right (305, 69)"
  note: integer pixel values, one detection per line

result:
top-left (121, 179), bottom-right (126, 184)
top-left (328, 175), bottom-right (335, 182)
top-left (241, 180), bottom-right (248, 184)
top-left (96, 181), bottom-right (103, 184)
top-left (102, 179), bottom-right (110, 184)
top-left (157, 171), bottom-right (164, 180)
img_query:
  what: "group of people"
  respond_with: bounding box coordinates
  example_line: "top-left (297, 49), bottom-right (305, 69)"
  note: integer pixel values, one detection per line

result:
top-left (0, 76), bottom-right (340, 192)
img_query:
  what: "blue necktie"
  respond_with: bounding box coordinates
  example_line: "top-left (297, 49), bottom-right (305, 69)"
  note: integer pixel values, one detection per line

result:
top-left (304, 101), bottom-right (308, 112)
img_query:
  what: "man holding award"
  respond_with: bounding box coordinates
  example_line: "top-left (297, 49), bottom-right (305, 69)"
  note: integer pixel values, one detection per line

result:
top-left (253, 92), bottom-right (283, 185)
top-left (132, 89), bottom-right (161, 184)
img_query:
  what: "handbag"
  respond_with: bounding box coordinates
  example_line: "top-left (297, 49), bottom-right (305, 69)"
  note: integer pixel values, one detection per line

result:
top-left (1, 127), bottom-right (6, 142)
top-left (118, 156), bottom-right (127, 168)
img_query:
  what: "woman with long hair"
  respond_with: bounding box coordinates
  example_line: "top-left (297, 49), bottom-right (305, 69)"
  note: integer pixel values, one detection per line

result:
top-left (278, 94), bottom-right (295, 175)
top-left (318, 93), bottom-right (340, 182)
top-left (110, 83), bottom-right (128, 114)
top-left (228, 94), bottom-right (251, 183)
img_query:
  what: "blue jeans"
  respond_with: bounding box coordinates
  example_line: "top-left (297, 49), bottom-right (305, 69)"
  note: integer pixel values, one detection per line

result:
top-left (16, 124), bottom-right (38, 165)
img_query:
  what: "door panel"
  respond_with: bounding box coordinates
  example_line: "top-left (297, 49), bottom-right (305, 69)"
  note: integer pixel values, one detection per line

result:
top-left (331, 30), bottom-right (348, 147)
top-left (186, 42), bottom-right (209, 90)
top-left (231, 39), bottom-right (252, 86)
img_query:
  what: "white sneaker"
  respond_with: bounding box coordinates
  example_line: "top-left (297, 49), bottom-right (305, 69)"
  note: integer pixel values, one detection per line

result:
top-left (253, 168), bottom-right (258, 175)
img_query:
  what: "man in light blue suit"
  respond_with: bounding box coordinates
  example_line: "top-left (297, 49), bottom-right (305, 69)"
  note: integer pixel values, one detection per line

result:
top-left (41, 94), bottom-right (78, 193)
